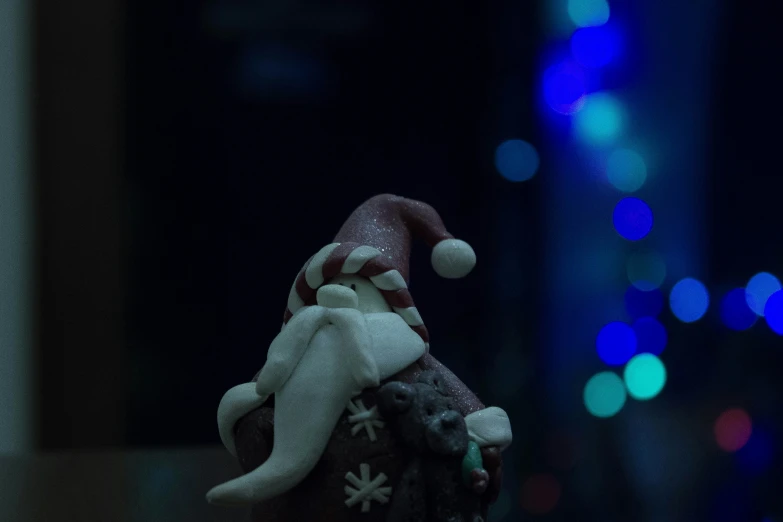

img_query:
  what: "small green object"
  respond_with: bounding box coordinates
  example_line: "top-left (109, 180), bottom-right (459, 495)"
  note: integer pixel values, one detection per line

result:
top-left (461, 441), bottom-right (483, 487)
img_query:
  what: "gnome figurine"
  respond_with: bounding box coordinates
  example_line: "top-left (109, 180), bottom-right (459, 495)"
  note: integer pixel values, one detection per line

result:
top-left (208, 194), bottom-right (512, 522)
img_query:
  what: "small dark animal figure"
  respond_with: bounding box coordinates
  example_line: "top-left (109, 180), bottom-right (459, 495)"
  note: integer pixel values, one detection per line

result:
top-left (376, 371), bottom-right (488, 522)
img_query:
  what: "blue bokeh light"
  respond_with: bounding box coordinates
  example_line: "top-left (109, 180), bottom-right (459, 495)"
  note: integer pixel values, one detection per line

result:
top-left (574, 92), bottom-right (624, 145)
top-left (720, 288), bottom-right (758, 331)
top-left (494, 139), bottom-right (540, 182)
top-left (764, 290), bottom-right (783, 335)
top-left (543, 62), bottom-right (586, 115)
top-left (632, 317), bottom-right (667, 355)
top-left (238, 45), bottom-right (327, 97)
top-left (736, 429), bottom-right (774, 475)
top-left (567, 0), bottom-right (610, 28)
top-left (746, 272), bottom-right (781, 316)
top-left (613, 197), bottom-right (653, 241)
top-left (596, 321), bottom-right (637, 366)
top-left (625, 286), bottom-right (664, 319)
top-left (669, 278), bottom-right (710, 323)
top-left (570, 26), bottom-right (621, 68)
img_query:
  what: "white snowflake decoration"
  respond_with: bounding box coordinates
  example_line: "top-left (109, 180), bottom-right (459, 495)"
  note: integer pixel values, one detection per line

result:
top-left (344, 463), bottom-right (392, 512)
top-left (346, 399), bottom-right (384, 441)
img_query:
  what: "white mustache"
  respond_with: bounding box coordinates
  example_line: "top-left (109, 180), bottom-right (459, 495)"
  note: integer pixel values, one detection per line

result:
top-left (207, 306), bottom-right (426, 506)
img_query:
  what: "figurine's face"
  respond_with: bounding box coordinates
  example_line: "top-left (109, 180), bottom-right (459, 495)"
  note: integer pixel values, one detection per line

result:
top-left (376, 372), bottom-right (468, 456)
top-left (319, 274), bottom-right (392, 314)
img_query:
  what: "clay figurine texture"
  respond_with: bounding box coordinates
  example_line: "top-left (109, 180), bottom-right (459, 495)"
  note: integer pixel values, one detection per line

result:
top-left (207, 194), bottom-right (512, 522)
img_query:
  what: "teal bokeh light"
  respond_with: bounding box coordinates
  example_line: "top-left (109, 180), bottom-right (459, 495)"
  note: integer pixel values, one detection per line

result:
top-left (567, 0), bottom-right (610, 28)
top-left (583, 371), bottom-right (627, 418)
top-left (574, 93), bottom-right (624, 145)
top-left (606, 149), bottom-right (647, 192)
top-left (494, 139), bottom-right (540, 182)
top-left (624, 353), bottom-right (667, 400)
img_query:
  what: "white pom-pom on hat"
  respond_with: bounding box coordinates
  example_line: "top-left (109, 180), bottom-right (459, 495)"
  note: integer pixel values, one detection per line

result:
top-left (431, 238), bottom-right (476, 279)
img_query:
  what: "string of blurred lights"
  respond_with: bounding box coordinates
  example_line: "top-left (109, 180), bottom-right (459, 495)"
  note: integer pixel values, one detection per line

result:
top-left (494, 0), bottom-right (780, 518)
top-left (512, 0), bottom-right (783, 417)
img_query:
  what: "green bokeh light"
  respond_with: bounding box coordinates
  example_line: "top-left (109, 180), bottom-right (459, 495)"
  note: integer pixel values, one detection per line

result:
top-left (626, 249), bottom-right (666, 291)
top-left (583, 371), bottom-right (627, 418)
top-left (607, 149), bottom-right (647, 192)
top-left (567, 0), bottom-right (610, 28)
top-left (574, 93), bottom-right (624, 145)
top-left (624, 353), bottom-right (667, 400)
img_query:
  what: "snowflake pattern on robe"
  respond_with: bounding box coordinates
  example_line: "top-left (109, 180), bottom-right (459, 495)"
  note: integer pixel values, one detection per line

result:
top-left (344, 463), bottom-right (392, 512)
top-left (346, 398), bottom-right (384, 441)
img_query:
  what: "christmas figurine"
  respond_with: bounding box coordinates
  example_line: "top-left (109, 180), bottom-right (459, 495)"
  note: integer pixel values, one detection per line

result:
top-left (207, 194), bottom-right (512, 522)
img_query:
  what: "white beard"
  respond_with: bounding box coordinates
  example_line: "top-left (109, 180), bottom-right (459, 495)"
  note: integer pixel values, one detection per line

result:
top-left (207, 305), bottom-right (426, 506)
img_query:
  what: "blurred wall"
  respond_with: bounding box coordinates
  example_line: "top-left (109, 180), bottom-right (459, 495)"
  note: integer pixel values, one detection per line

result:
top-left (33, 0), bottom-right (127, 449)
top-left (0, 0), bottom-right (34, 454)
top-left (124, 0), bottom-right (504, 447)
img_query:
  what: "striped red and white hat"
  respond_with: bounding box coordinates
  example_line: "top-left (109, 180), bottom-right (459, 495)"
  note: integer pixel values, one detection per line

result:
top-left (283, 194), bottom-right (476, 348)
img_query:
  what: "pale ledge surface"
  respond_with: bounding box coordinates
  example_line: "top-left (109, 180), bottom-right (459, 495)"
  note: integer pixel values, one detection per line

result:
top-left (0, 446), bottom-right (248, 522)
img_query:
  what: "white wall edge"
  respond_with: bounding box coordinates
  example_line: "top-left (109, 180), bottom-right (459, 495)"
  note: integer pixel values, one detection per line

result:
top-left (0, 0), bottom-right (35, 454)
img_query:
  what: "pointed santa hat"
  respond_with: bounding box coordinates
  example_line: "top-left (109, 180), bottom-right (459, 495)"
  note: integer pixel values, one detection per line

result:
top-left (283, 194), bottom-right (476, 347)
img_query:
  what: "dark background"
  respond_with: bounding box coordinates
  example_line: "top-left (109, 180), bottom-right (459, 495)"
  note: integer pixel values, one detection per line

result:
top-left (122, 0), bottom-right (512, 447)
top-left (27, 0), bottom-right (782, 521)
